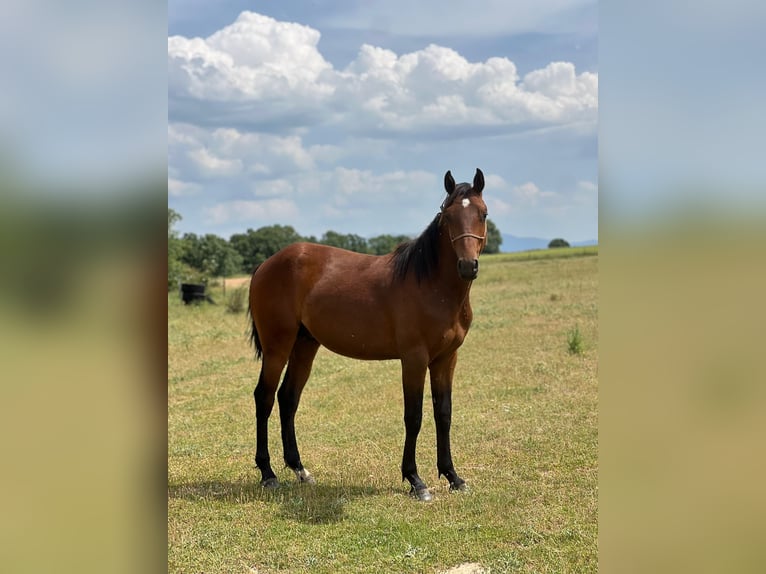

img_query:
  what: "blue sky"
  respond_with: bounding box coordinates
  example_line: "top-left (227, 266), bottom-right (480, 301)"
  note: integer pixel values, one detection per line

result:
top-left (168, 1), bottom-right (598, 242)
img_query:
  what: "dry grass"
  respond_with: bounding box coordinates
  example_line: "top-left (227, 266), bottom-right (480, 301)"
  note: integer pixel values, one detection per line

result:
top-left (168, 249), bottom-right (598, 573)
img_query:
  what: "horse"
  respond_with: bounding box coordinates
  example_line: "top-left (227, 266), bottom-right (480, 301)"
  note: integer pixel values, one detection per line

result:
top-left (246, 168), bottom-right (488, 501)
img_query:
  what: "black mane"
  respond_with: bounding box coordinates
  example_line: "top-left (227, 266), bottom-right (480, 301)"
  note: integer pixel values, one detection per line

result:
top-left (391, 214), bottom-right (442, 283)
top-left (390, 183), bottom-right (473, 283)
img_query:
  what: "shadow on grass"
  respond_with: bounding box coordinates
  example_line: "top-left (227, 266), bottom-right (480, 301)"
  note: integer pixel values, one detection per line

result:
top-left (168, 479), bottom-right (399, 524)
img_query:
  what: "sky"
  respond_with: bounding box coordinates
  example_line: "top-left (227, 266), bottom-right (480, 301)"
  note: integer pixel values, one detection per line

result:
top-left (168, 1), bottom-right (598, 242)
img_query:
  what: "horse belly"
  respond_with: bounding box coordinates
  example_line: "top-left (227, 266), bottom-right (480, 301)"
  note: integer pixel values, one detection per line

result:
top-left (302, 297), bottom-right (397, 360)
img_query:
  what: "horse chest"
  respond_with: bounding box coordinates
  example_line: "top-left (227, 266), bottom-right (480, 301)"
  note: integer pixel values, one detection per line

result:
top-left (432, 309), bottom-right (471, 355)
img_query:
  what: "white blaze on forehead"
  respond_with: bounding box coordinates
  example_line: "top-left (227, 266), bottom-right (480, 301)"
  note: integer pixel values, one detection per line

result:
top-left (461, 198), bottom-right (470, 208)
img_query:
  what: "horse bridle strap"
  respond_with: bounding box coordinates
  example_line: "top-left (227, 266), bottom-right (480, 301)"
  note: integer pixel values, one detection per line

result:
top-left (449, 231), bottom-right (486, 243)
top-left (438, 209), bottom-right (487, 244)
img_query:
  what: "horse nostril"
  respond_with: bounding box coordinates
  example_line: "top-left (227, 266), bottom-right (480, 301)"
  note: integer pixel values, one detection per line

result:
top-left (457, 259), bottom-right (479, 280)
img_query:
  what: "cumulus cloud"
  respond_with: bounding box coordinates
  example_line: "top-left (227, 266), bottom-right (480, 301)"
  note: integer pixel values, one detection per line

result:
top-left (168, 11), bottom-right (597, 137)
top-left (168, 11), bottom-right (336, 128)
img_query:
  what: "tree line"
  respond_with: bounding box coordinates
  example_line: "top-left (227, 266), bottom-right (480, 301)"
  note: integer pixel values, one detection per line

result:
top-left (168, 208), bottom-right (502, 289)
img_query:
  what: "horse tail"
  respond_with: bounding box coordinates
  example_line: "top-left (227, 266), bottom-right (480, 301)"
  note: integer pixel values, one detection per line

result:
top-left (247, 264), bottom-right (263, 361)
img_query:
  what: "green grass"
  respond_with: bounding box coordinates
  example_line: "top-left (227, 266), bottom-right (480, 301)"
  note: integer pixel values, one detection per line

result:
top-left (492, 245), bottom-right (598, 262)
top-left (168, 250), bottom-right (598, 573)
top-left (567, 325), bottom-right (584, 355)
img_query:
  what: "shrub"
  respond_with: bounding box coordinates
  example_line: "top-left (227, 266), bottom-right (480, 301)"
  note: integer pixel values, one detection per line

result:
top-left (225, 286), bottom-right (248, 314)
top-left (567, 325), bottom-right (583, 355)
top-left (548, 238), bottom-right (570, 248)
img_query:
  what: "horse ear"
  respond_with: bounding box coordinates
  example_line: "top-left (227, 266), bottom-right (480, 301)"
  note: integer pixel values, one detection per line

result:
top-left (444, 170), bottom-right (455, 194)
top-left (473, 168), bottom-right (485, 194)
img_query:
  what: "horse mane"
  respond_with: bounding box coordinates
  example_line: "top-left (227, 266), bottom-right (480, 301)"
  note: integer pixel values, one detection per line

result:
top-left (390, 183), bottom-right (472, 283)
top-left (391, 214), bottom-right (442, 283)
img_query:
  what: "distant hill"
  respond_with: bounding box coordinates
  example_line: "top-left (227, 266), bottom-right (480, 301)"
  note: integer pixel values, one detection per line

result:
top-left (500, 234), bottom-right (598, 252)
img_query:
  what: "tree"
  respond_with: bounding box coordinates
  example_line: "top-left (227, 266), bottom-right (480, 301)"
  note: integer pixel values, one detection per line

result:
top-left (484, 219), bottom-right (502, 254)
top-left (320, 231), bottom-right (368, 253)
top-left (368, 234), bottom-right (412, 255)
top-left (179, 232), bottom-right (203, 270)
top-left (175, 232), bottom-right (244, 286)
top-left (230, 225), bottom-right (304, 271)
top-left (168, 208), bottom-right (185, 290)
top-left (168, 207), bottom-right (181, 231)
top-left (213, 244), bottom-right (244, 279)
top-left (196, 234), bottom-right (243, 279)
top-left (548, 238), bottom-right (570, 248)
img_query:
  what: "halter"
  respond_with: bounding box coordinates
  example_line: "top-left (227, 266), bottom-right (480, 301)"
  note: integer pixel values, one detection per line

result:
top-left (449, 230), bottom-right (486, 243)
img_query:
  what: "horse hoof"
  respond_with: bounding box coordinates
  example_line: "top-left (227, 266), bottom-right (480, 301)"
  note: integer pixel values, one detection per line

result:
top-left (261, 477), bottom-right (280, 489)
top-left (450, 481), bottom-right (468, 492)
top-left (294, 468), bottom-right (316, 485)
top-left (410, 486), bottom-right (433, 502)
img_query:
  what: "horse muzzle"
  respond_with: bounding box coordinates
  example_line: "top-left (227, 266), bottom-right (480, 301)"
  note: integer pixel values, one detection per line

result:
top-left (457, 258), bottom-right (479, 281)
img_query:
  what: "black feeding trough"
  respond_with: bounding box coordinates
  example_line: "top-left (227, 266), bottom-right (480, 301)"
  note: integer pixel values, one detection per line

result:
top-left (180, 283), bottom-right (215, 305)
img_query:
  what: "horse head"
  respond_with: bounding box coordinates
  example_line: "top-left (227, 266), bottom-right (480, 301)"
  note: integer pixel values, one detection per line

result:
top-left (441, 168), bottom-right (487, 281)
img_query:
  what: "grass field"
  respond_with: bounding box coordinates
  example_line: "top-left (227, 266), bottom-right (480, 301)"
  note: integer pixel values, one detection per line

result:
top-left (168, 247), bottom-right (598, 573)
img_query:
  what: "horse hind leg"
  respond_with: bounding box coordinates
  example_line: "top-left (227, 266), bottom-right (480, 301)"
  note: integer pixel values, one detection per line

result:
top-left (278, 327), bottom-right (320, 484)
top-left (253, 340), bottom-right (294, 488)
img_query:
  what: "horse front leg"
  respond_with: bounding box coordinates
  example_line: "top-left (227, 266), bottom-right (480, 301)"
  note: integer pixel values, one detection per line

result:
top-left (400, 355), bottom-right (431, 501)
top-left (429, 352), bottom-right (466, 491)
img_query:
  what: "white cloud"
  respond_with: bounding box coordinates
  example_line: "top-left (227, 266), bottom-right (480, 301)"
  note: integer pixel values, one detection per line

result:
top-left (193, 167), bottom-right (443, 236)
top-left (203, 198), bottom-right (298, 225)
top-left (510, 182), bottom-right (559, 203)
top-left (169, 12), bottom-right (333, 99)
top-left (168, 177), bottom-right (201, 197)
top-left (484, 173), bottom-right (509, 189)
top-left (188, 147), bottom-right (243, 176)
top-left (168, 11), bottom-right (597, 137)
top-left (168, 12), bottom-right (336, 127)
top-left (330, 167), bottom-right (437, 205)
top-left (340, 43), bottom-right (595, 134)
top-left (169, 122), bottom-right (327, 181)
top-left (485, 179), bottom-right (564, 221)
top-left (487, 197), bottom-right (515, 216)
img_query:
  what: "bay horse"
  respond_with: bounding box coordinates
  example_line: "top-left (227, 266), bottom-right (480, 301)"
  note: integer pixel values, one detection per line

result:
top-left (247, 168), bottom-right (487, 501)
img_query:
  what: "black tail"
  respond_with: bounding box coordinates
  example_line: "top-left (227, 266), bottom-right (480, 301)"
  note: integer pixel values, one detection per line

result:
top-left (247, 265), bottom-right (263, 361)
